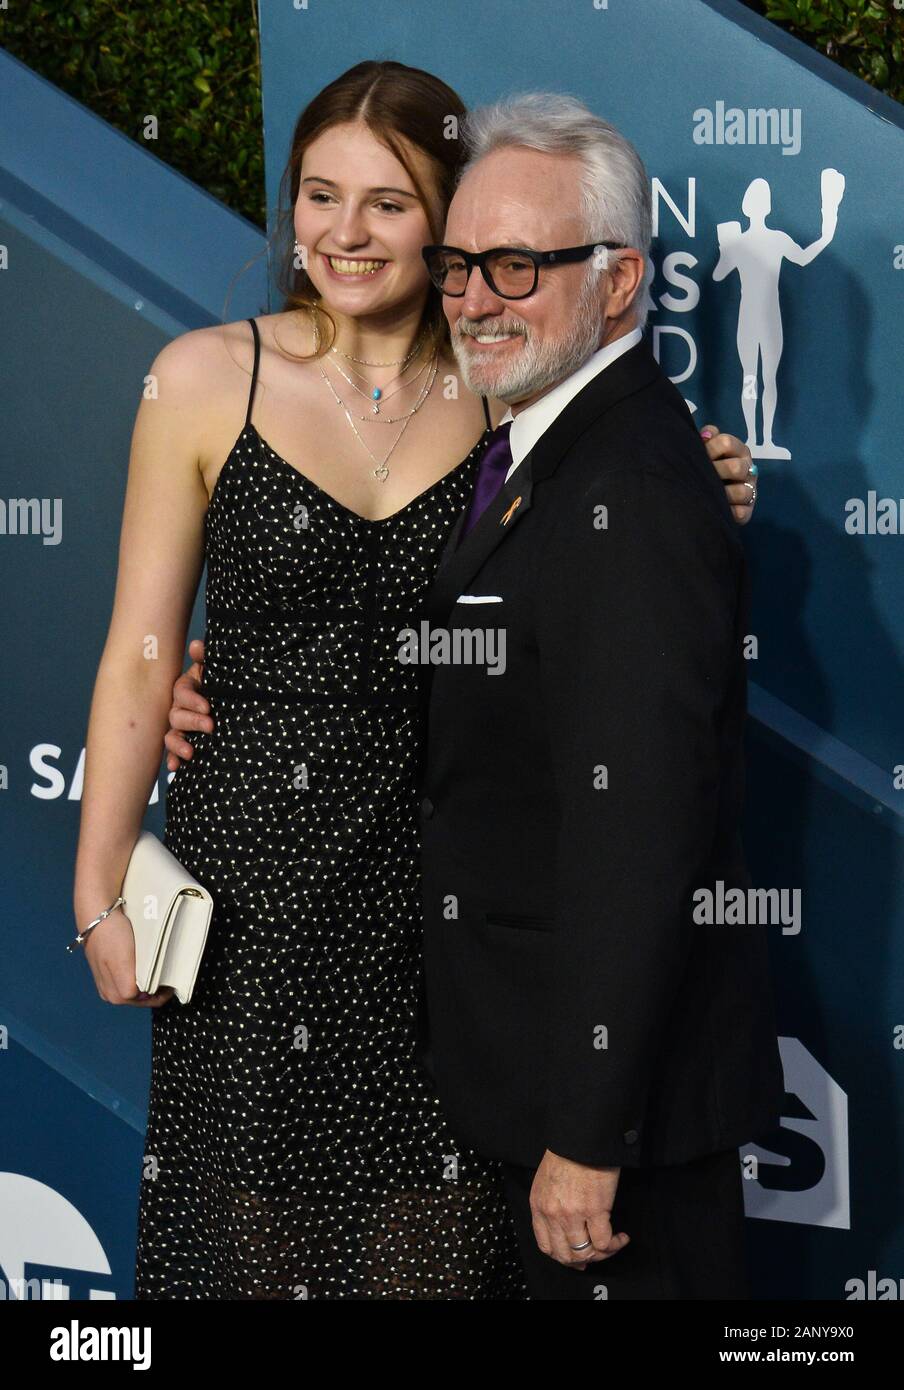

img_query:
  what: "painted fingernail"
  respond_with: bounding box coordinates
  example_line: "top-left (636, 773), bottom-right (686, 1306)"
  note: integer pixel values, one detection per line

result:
top-left (137, 992), bottom-right (150, 1000)
top-left (749, 463), bottom-right (759, 477)
top-left (701, 429), bottom-right (713, 439)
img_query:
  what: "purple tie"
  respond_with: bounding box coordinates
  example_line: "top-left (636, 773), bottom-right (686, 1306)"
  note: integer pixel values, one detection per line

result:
top-left (460, 421), bottom-right (514, 539)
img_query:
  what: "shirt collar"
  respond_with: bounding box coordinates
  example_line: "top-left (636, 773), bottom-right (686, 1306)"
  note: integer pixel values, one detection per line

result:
top-left (498, 326), bottom-right (644, 480)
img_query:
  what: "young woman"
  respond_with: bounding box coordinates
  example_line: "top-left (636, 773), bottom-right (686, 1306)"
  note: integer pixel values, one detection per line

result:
top-left (73, 60), bottom-right (758, 1301)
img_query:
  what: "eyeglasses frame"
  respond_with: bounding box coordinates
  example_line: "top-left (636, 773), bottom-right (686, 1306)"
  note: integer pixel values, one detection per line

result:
top-left (420, 240), bottom-right (626, 299)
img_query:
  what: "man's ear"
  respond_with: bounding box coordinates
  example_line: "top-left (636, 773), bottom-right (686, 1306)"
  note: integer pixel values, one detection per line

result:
top-left (606, 249), bottom-right (645, 318)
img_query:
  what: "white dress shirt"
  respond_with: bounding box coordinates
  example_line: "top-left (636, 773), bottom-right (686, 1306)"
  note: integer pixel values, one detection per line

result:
top-left (498, 326), bottom-right (644, 483)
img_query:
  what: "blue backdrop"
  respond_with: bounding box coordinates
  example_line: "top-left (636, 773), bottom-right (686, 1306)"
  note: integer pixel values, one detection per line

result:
top-left (1, 0), bottom-right (902, 1300)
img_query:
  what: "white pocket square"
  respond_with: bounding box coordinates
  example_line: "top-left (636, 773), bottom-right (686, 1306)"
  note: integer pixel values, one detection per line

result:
top-left (456, 594), bottom-right (503, 604)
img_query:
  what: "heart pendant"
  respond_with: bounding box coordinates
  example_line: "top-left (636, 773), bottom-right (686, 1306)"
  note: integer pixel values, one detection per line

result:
top-left (373, 464), bottom-right (389, 482)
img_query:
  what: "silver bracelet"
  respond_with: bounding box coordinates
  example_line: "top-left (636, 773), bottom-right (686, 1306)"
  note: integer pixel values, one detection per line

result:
top-left (67, 896), bottom-right (125, 954)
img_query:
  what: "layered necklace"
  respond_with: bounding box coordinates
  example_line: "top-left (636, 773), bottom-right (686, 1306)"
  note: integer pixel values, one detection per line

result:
top-left (313, 312), bottom-right (438, 482)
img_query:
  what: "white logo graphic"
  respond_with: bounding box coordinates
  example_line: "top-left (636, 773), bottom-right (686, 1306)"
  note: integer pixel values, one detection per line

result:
top-left (742, 1038), bottom-right (850, 1229)
top-left (0, 1174), bottom-right (115, 1299)
top-left (712, 169), bottom-right (845, 460)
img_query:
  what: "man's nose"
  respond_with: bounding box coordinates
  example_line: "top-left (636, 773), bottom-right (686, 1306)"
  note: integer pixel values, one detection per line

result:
top-left (460, 263), bottom-right (505, 320)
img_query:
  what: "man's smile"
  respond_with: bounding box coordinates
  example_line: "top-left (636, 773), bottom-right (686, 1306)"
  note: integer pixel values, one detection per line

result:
top-left (461, 330), bottom-right (524, 348)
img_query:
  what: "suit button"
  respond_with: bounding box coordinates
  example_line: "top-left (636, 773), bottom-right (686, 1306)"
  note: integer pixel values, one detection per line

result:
top-left (420, 797), bottom-right (435, 820)
top-left (623, 1129), bottom-right (639, 1145)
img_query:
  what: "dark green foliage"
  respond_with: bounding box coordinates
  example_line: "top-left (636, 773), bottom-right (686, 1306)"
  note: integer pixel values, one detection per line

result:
top-left (0, 0), bottom-right (266, 226)
top-left (742, 0), bottom-right (904, 102)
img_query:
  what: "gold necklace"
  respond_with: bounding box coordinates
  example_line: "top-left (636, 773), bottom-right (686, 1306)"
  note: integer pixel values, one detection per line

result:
top-left (325, 352), bottom-right (433, 418)
top-left (328, 333), bottom-right (427, 411)
top-left (332, 334), bottom-right (425, 367)
top-left (317, 355), bottom-right (438, 481)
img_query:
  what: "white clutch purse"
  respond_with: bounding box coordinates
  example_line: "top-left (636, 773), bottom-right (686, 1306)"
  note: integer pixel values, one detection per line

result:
top-left (120, 831), bottom-right (213, 1004)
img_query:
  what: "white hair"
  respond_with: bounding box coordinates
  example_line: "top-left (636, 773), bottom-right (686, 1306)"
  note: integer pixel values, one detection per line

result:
top-left (456, 91), bottom-right (654, 329)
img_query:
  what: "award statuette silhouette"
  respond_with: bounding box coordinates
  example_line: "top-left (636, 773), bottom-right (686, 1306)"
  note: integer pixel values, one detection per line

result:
top-left (713, 167), bottom-right (846, 460)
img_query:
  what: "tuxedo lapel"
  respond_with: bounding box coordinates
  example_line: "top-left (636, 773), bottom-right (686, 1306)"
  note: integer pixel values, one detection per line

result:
top-left (422, 339), bottom-right (662, 631)
top-left (523, 337), bottom-right (661, 487)
top-left (424, 461), bottom-right (535, 628)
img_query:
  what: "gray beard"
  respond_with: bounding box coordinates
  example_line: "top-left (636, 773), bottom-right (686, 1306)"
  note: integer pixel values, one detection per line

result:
top-left (452, 272), bottom-right (604, 403)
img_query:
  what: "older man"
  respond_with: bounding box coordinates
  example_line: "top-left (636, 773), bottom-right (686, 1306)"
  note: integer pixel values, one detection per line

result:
top-left (416, 94), bottom-right (784, 1300)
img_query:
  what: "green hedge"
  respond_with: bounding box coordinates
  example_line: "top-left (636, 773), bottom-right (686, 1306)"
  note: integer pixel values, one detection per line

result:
top-left (743, 0), bottom-right (904, 103)
top-left (0, 0), bottom-right (265, 227)
top-left (1, 1), bottom-right (900, 228)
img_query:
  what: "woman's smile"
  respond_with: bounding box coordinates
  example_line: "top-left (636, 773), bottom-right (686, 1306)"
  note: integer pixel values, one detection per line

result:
top-left (320, 251), bottom-right (391, 281)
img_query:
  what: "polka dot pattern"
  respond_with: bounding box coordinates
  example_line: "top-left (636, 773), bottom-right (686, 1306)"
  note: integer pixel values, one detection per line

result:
top-left (133, 414), bottom-right (527, 1300)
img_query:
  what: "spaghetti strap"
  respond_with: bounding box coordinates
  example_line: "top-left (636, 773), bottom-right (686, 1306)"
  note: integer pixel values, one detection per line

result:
top-left (480, 395), bottom-right (492, 430)
top-left (244, 317), bottom-right (261, 430)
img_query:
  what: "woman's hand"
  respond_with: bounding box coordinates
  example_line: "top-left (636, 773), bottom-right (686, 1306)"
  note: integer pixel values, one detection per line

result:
top-left (164, 637), bottom-right (213, 773)
top-left (699, 424), bottom-right (759, 525)
top-left (80, 909), bottom-right (175, 1008)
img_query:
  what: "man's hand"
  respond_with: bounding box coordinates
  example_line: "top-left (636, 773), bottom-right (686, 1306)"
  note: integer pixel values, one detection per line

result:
top-left (164, 637), bottom-right (213, 772)
top-left (700, 424), bottom-right (758, 525)
top-left (529, 1149), bottom-right (630, 1268)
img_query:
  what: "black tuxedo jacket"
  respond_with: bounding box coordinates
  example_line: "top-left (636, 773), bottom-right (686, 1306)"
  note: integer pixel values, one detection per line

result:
top-left (416, 339), bottom-right (784, 1171)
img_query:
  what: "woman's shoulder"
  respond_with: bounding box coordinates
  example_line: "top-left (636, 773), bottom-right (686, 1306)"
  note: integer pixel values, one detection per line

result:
top-left (145, 320), bottom-right (242, 413)
top-left (148, 312), bottom-right (313, 400)
top-left (138, 319), bottom-right (264, 476)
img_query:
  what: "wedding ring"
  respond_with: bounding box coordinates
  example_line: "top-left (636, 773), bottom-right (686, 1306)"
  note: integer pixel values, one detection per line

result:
top-left (569, 1237), bottom-right (593, 1252)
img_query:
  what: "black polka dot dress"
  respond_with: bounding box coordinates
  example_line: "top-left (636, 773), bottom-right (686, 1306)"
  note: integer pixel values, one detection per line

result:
top-left (133, 318), bottom-right (527, 1300)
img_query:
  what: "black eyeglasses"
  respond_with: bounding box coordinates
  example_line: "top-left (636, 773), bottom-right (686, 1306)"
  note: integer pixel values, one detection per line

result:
top-left (421, 241), bottom-right (625, 300)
